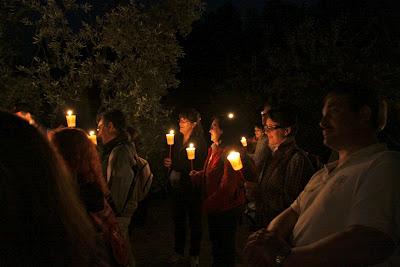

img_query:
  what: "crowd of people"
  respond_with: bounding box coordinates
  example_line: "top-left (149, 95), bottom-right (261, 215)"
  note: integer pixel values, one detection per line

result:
top-left (2, 81), bottom-right (400, 267)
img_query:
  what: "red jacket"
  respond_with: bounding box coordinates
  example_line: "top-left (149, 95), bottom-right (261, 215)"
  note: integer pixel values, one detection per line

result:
top-left (192, 145), bottom-right (248, 213)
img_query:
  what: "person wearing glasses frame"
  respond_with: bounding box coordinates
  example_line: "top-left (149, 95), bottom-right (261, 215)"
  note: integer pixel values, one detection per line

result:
top-left (245, 106), bottom-right (315, 231)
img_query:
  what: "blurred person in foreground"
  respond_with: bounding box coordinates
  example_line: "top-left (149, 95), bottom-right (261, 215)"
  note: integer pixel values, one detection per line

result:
top-left (0, 111), bottom-right (103, 266)
top-left (244, 82), bottom-right (400, 266)
top-left (52, 128), bottom-right (129, 266)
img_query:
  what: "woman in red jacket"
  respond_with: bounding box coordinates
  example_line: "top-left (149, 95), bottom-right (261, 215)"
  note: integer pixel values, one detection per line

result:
top-left (190, 114), bottom-right (255, 267)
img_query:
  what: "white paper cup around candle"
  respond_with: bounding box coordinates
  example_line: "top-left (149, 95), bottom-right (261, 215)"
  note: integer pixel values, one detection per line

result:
top-left (227, 151), bottom-right (243, 171)
top-left (166, 130), bottom-right (175, 145)
top-left (66, 110), bottom-right (76, 128)
top-left (186, 143), bottom-right (196, 160)
top-left (88, 130), bottom-right (97, 145)
top-left (241, 136), bottom-right (247, 147)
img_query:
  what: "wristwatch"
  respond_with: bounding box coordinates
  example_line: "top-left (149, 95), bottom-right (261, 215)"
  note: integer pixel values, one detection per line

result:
top-left (275, 247), bottom-right (291, 266)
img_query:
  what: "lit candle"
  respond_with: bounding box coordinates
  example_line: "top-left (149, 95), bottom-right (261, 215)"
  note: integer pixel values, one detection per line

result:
top-left (241, 136), bottom-right (247, 147)
top-left (166, 130), bottom-right (175, 145)
top-left (227, 151), bottom-right (243, 171)
top-left (65, 110), bottom-right (76, 128)
top-left (88, 130), bottom-right (97, 145)
top-left (186, 143), bottom-right (196, 160)
top-left (228, 113), bottom-right (234, 119)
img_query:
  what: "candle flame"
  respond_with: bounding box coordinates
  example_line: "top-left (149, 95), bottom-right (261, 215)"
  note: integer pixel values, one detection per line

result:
top-left (89, 130), bottom-right (95, 136)
top-left (189, 143), bottom-right (194, 148)
top-left (227, 151), bottom-right (240, 159)
top-left (169, 130), bottom-right (174, 135)
top-left (228, 113), bottom-right (234, 119)
top-left (241, 136), bottom-right (246, 140)
top-left (67, 110), bottom-right (73, 116)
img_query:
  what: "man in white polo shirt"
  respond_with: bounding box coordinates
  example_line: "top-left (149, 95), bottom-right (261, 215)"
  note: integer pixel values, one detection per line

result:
top-left (244, 82), bottom-right (400, 266)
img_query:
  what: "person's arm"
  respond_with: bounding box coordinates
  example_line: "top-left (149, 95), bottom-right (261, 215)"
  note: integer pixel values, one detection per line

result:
top-left (194, 137), bottom-right (208, 170)
top-left (108, 146), bottom-right (135, 215)
top-left (267, 207), bottom-right (299, 240)
top-left (190, 169), bottom-right (205, 186)
top-left (244, 207), bottom-right (298, 266)
top-left (285, 225), bottom-right (395, 266)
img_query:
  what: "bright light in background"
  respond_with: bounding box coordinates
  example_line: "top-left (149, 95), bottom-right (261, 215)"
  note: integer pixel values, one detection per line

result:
top-left (228, 113), bottom-right (234, 119)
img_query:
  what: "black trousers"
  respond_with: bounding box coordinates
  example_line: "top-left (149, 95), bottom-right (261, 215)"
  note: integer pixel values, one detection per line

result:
top-left (171, 191), bottom-right (202, 256)
top-left (208, 207), bottom-right (240, 267)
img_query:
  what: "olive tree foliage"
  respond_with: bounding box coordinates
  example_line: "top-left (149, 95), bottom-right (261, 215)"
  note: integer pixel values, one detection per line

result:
top-left (0, 0), bottom-right (204, 186)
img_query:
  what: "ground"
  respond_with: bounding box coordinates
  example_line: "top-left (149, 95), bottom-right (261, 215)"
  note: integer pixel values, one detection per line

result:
top-left (130, 194), bottom-right (252, 267)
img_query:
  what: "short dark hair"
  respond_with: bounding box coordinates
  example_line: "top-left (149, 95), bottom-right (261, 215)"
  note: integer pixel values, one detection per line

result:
top-left (101, 109), bottom-right (126, 132)
top-left (254, 122), bottom-right (264, 130)
top-left (179, 108), bottom-right (201, 124)
top-left (324, 82), bottom-right (381, 129)
top-left (267, 106), bottom-right (298, 137)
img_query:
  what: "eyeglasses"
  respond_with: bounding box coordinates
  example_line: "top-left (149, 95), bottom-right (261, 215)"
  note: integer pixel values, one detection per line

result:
top-left (179, 118), bottom-right (192, 124)
top-left (264, 125), bottom-right (284, 132)
top-left (97, 123), bottom-right (104, 132)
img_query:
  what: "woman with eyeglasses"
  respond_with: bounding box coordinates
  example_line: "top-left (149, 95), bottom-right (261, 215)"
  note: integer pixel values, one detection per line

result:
top-left (246, 106), bottom-right (315, 230)
top-left (163, 108), bottom-right (207, 267)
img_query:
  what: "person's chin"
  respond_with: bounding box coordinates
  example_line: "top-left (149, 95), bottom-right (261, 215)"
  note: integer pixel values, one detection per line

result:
top-left (323, 136), bottom-right (339, 150)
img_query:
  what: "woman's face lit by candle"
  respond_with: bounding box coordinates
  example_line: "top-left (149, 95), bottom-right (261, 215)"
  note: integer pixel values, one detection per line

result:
top-left (265, 118), bottom-right (290, 147)
top-left (179, 117), bottom-right (196, 137)
top-left (209, 119), bottom-right (223, 144)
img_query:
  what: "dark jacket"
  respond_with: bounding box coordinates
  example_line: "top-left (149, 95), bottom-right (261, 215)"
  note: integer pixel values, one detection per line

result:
top-left (101, 132), bottom-right (137, 217)
top-left (170, 133), bottom-right (207, 197)
top-left (255, 139), bottom-right (314, 227)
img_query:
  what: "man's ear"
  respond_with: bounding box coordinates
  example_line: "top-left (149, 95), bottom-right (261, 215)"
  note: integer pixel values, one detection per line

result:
top-left (359, 105), bottom-right (372, 126)
top-left (108, 121), bottom-right (116, 131)
top-left (284, 127), bottom-right (292, 137)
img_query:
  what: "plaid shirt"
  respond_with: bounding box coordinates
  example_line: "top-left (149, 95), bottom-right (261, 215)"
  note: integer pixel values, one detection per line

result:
top-left (255, 139), bottom-right (315, 228)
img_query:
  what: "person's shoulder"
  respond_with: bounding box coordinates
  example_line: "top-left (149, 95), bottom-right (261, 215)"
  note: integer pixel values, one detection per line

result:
top-left (111, 141), bottom-right (135, 157)
top-left (368, 150), bottom-right (400, 171)
top-left (290, 148), bottom-right (313, 164)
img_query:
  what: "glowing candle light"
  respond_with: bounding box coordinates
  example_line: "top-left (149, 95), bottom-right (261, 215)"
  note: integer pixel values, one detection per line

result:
top-left (241, 136), bottom-right (247, 147)
top-left (65, 110), bottom-right (76, 128)
top-left (88, 130), bottom-right (97, 145)
top-left (166, 130), bottom-right (175, 145)
top-left (227, 151), bottom-right (243, 171)
top-left (186, 143), bottom-right (196, 160)
top-left (228, 113), bottom-right (234, 119)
